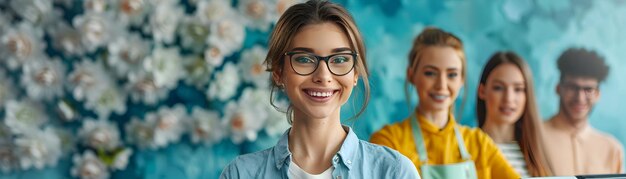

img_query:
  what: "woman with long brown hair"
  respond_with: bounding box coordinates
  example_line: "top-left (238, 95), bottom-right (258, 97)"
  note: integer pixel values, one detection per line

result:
top-left (477, 51), bottom-right (552, 177)
top-left (221, 0), bottom-right (419, 178)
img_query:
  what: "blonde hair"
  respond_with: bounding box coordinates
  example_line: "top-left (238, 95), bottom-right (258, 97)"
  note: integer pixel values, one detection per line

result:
top-left (405, 27), bottom-right (467, 114)
top-left (265, 0), bottom-right (370, 124)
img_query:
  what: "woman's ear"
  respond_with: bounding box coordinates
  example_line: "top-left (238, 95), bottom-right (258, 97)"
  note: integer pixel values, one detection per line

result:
top-left (478, 84), bottom-right (486, 100)
top-left (406, 68), bottom-right (415, 85)
top-left (272, 69), bottom-right (282, 86)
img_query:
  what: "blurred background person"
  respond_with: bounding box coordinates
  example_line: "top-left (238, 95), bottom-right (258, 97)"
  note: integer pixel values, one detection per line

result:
top-left (543, 48), bottom-right (623, 175)
top-left (370, 27), bottom-right (519, 179)
top-left (477, 51), bottom-right (552, 177)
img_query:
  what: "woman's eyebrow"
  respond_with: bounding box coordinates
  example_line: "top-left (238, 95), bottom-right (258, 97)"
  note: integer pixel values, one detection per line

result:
top-left (290, 47), bottom-right (314, 52)
top-left (332, 47), bottom-right (352, 53)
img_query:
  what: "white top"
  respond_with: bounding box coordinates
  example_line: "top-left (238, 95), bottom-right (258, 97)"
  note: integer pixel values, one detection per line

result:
top-left (497, 142), bottom-right (529, 177)
top-left (288, 158), bottom-right (334, 179)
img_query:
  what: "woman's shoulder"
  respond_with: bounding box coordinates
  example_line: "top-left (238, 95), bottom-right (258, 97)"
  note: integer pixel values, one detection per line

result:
top-left (230, 148), bottom-right (273, 165)
top-left (220, 148), bottom-right (275, 178)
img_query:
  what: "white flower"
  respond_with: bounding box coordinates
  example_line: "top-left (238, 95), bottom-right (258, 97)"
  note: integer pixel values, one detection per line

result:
top-left (145, 3), bottom-right (184, 44)
top-left (195, 0), bottom-right (234, 25)
top-left (146, 104), bottom-right (187, 148)
top-left (0, 69), bottom-right (16, 109)
top-left (126, 71), bottom-right (168, 105)
top-left (125, 105), bottom-right (188, 150)
top-left (14, 127), bottom-right (62, 170)
top-left (206, 16), bottom-right (246, 56)
top-left (48, 22), bottom-right (85, 56)
top-left (71, 150), bottom-right (109, 179)
top-left (111, 148), bottom-right (132, 170)
top-left (182, 55), bottom-right (213, 89)
top-left (68, 59), bottom-right (109, 101)
top-left (204, 44), bottom-right (226, 67)
top-left (276, 0), bottom-right (304, 16)
top-left (84, 85), bottom-right (127, 119)
top-left (238, 0), bottom-right (277, 31)
top-left (178, 16), bottom-right (210, 53)
top-left (189, 106), bottom-right (224, 145)
top-left (143, 46), bottom-right (185, 89)
top-left (21, 57), bottom-right (66, 101)
top-left (4, 99), bottom-right (47, 134)
top-left (239, 45), bottom-right (270, 88)
top-left (0, 22), bottom-right (45, 70)
top-left (264, 99), bottom-right (289, 137)
top-left (9, 0), bottom-right (54, 25)
top-left (207, 62), bottom-right (241, 101)
top-left (114, 0), bottom-right (148, 26)
top-left (107, 32), bottom-right (150, 79)
top-left (224, 88), bottom-right (269, 144)
top-left (71, 59), bottom-right (128, 118)
top-left (125, 117), bottom-right (157, 149)
top-left (78, 118), bottom-right (121, 151)
top-left (73, 12), bottom-right (119, 52)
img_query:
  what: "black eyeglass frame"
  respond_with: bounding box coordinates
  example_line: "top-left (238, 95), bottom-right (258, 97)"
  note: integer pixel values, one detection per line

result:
top-left (284, 51), bottom-right (358, 76)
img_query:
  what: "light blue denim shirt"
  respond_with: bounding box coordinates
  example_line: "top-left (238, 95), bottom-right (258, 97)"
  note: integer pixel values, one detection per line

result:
top-left (220, 126), bottom-right (420, 179)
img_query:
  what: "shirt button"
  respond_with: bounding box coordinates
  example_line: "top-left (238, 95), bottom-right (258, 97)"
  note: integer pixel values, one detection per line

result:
top-left (333, 156), bottom-right (339, 163)
top-left (346, 160), bottom-right (352, 165)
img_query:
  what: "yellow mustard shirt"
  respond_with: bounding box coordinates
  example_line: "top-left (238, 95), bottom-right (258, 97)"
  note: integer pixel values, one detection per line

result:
top-left (370, 113), bottom-right (521, 179)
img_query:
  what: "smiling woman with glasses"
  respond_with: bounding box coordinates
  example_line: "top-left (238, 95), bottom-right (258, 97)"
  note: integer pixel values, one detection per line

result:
top-left (220, 1), bottom-right (419, 179)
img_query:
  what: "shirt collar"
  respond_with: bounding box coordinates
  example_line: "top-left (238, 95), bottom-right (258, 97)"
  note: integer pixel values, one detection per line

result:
top-left (336, 125), bottom-right (358, 170)
top-left (273, 128), bottom-right (291, 169)
top-left (548, 116), bottom-right (592, 137)
top-left (417, 112), bottom-right (456, 134)
top-left (273, 125), bottom-right (359, 170)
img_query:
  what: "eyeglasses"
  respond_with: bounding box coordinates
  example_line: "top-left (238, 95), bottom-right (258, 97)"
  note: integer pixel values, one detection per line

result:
top-left (284, 51), bottom-right (357, 76)
top-left (560, 83), bottom-right (598, 97)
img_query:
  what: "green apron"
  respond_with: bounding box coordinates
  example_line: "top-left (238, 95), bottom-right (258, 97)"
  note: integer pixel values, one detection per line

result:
top-left (411, 114), bottom-right (478, 179)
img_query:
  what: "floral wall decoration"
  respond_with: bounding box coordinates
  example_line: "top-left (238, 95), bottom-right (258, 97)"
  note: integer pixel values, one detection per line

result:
top-left (2, 0), bottom-right (626, 178)
top-left (1, 0), bottom-right (299, 178)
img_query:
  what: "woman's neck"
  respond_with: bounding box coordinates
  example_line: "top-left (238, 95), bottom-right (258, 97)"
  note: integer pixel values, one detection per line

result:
top-left (417, 105), bottom-right (449, 129)
top-left (288, 110), bottom-right (347, 174)
top-left (482, 118), bottom-right (515, 143)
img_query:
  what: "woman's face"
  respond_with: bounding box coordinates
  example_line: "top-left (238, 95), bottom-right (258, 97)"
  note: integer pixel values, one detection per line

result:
top-left (409, 46), bottom-right (464, 112)
top-left (479, 63), bottom-right (527, 125)
top-left (277, 22), bottom-right (358, 120)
